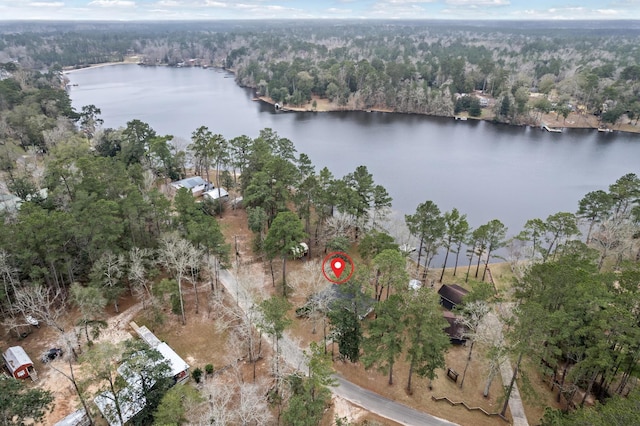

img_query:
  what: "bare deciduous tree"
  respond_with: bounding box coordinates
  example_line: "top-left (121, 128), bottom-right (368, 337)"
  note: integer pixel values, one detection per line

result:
top-left (128, 247), bottom-right (153, 309)
top-left (236, 380), bottom-right (273, 426)
top-left (203, 253), bottom-right (223, 294)
top-left (13, 284), bottom-right (66, 333)
top-left (91, 251), bottom-right (126, 313)
top-left (0, 249), bottom-right (19, 312)
top-left (185, 245), bottom-right (204, 314)
top-left (479, 311), bottom-right (508, 397)
top-left (591, 217), bottom-right (636, 270)
top-left (158, 233), bottom-right (199, 325)
top-left (210, 269), bottom-right (266, 381)
top-left (456, 300), bottom-right (491, 389)
top-left (197, 379), bottom-right (234, 425)
top-left (196, 377), bottom-right (273, 426)
top-left (321, 212), bottom-right (356, 249)
top-left (48, 332), bottom-right (95, 426)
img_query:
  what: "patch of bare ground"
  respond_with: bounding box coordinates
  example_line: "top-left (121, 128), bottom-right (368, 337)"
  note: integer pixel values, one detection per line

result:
top-left (133, 287), bottom-right (230, 371)
top-left (332, 343), bottom-right (508, 426)
top-left (322, 395), bottom-right (402, 426)
top-left (282, 258), bottom-right (565, 426)
top-left (0, 296), bottom-right (140, 425)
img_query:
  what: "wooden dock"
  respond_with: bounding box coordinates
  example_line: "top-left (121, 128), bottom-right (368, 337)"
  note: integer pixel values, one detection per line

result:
top-left (541, 124), bottom-right (562, 133)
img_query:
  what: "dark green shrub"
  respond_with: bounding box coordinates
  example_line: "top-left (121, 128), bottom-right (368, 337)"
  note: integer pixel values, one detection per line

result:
top-left (192, 367), bottom-right (203, 384)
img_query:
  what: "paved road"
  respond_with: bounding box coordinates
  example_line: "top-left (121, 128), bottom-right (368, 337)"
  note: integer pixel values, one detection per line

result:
top-left (218, 268), bottom-right (459, 426)
top-left (490, 308), bottom-right (529, 426)
top-left (333, 376), bottom-right (458, 426)
top-left (499, 361), bottom-right (528, 426)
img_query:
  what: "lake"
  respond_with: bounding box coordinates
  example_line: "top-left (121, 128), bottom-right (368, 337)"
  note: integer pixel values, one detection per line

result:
top-left (67, 65), bottom-right (640, 250)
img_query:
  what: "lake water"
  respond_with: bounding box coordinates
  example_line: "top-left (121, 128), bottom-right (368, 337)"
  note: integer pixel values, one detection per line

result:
top-left (67, 65), bottom-right (640, 250)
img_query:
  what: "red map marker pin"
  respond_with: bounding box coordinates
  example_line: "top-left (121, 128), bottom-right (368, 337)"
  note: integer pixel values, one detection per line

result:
top-left (322, 251), bottom-right (354, 284)
top-left (331, 258), bottom-right (346, 278)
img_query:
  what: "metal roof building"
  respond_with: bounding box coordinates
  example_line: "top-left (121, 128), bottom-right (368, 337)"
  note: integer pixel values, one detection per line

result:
top-left (2, 346), bottom-right (34, 379)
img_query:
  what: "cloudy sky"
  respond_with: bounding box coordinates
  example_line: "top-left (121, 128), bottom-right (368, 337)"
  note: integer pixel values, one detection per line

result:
top-left (0, 0), bottom-right (638, 21)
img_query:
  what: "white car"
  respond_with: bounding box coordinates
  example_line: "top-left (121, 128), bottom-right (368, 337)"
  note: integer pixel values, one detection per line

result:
top-left (400, 244), bottom-right (417, 254)
top-left (409, 279), bottom-right (422, 290)
top-left (25, 315), bottom-right (39, 327)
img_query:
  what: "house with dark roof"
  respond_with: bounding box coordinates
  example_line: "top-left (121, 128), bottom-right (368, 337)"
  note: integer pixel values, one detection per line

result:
top-left (437, 284), bottom-right (469, 311)
top-left (443, 310), bottom-right (468, 345)
top-left (296, 284), bottom-right (375, 320)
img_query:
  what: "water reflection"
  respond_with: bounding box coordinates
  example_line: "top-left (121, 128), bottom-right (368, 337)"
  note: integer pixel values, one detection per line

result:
top-left (68, 65), bottom-right (640, 243)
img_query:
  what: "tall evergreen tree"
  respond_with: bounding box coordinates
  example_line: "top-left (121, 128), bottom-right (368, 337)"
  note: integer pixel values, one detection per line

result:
top-left (440, 208), bottom-right (470, 281)
top-left (406, 201), bottom-right (445, 279)
top-left (264, 211), bottom-right (307, 296)
top-left (404, 289), bottom-right (450, 393)
top-left (363, 294), bottom-right (405, 385)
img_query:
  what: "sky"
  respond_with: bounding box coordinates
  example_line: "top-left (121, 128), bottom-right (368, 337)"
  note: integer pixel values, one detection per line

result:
top-left (0, 0), bottom-right (639, 21)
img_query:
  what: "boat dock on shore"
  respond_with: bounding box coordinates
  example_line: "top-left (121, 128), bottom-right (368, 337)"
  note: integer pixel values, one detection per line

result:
top-left (541, 124), bottom-right (562, 133)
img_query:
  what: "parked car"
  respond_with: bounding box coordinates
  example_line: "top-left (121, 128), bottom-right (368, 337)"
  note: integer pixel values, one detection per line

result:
top-left (41, 348), bottom-right (63, 363)
top-left (25, 315), bottom-right (39, 327)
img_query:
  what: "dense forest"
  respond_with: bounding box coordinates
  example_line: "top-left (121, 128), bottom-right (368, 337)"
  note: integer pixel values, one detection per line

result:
top-left (1, 20), bottom-right (640, 126)
top-left (1, 21), bottom-right (640, 425)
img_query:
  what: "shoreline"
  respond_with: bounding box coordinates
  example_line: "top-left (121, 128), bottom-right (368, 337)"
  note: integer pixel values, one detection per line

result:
top-left (62, 61), bottom-right (137, 74)
top-left (64, 61), bottom-right (640, 134)
top-left (254, 95), bottom-right (640, 134)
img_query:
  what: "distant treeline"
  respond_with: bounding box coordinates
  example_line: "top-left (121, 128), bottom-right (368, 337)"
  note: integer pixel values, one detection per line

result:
top-left (1, 20), bottom-right (640, 124)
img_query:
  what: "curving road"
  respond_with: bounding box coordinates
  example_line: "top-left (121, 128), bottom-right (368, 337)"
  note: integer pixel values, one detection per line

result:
top-left (333, 375), bottom-right (458, 426)
top-left (218, 268), bottom-right (459, 426)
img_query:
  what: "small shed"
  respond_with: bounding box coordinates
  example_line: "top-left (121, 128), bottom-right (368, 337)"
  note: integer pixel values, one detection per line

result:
top-left (443, 311), bottom-right (468, 345)
top-left (437, 284), bottom-right (469, 310)
top-left (3, 346), bottom-right (35, 379)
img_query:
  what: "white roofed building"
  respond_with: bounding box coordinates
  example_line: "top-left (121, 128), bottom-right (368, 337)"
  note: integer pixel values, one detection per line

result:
top-left (170, 176), bottom-right (211, 197)
top-left (2, 346), bottom-right (35, 380)
top-left (203, 187), bottom-right (229, 201)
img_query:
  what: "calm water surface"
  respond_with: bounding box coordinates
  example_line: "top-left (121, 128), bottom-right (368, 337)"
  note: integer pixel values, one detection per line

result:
top-left (68, 65), bottom-right (640, 243)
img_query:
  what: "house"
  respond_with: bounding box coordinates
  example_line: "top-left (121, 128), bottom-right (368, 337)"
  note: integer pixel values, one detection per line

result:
top-left (129, 322), bottom-right (190, 384)
top-left (94, 324), bottom-right (190, 425)
top-left (0, 194), bottom-right (21, 213)
top-left (94, 384), bottom-right (146, 426)
top-left (154, 343), bottom-right (190, 384)
top-left (296, 284), bottom-right (375, 320)
top-left (53, 409), bottom-right (90, 426)
top-left (437, 284), bottom-right (469, 310)
top-left (0, 189), bottom-right (48, 214)
top-left (330, 284), bottom-right (375, 319)
top-left (170, 176), bottom-right (210, 197)
top-left (443, 311), bottom-right (468, 345)
top-left (2, 346), bottom-right (35, 380)
top-left (203, 187), bottom-right (229, 202)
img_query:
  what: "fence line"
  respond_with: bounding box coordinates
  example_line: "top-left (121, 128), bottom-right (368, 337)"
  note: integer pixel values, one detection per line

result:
top-left (431, 396), bottom-right (509, 422)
